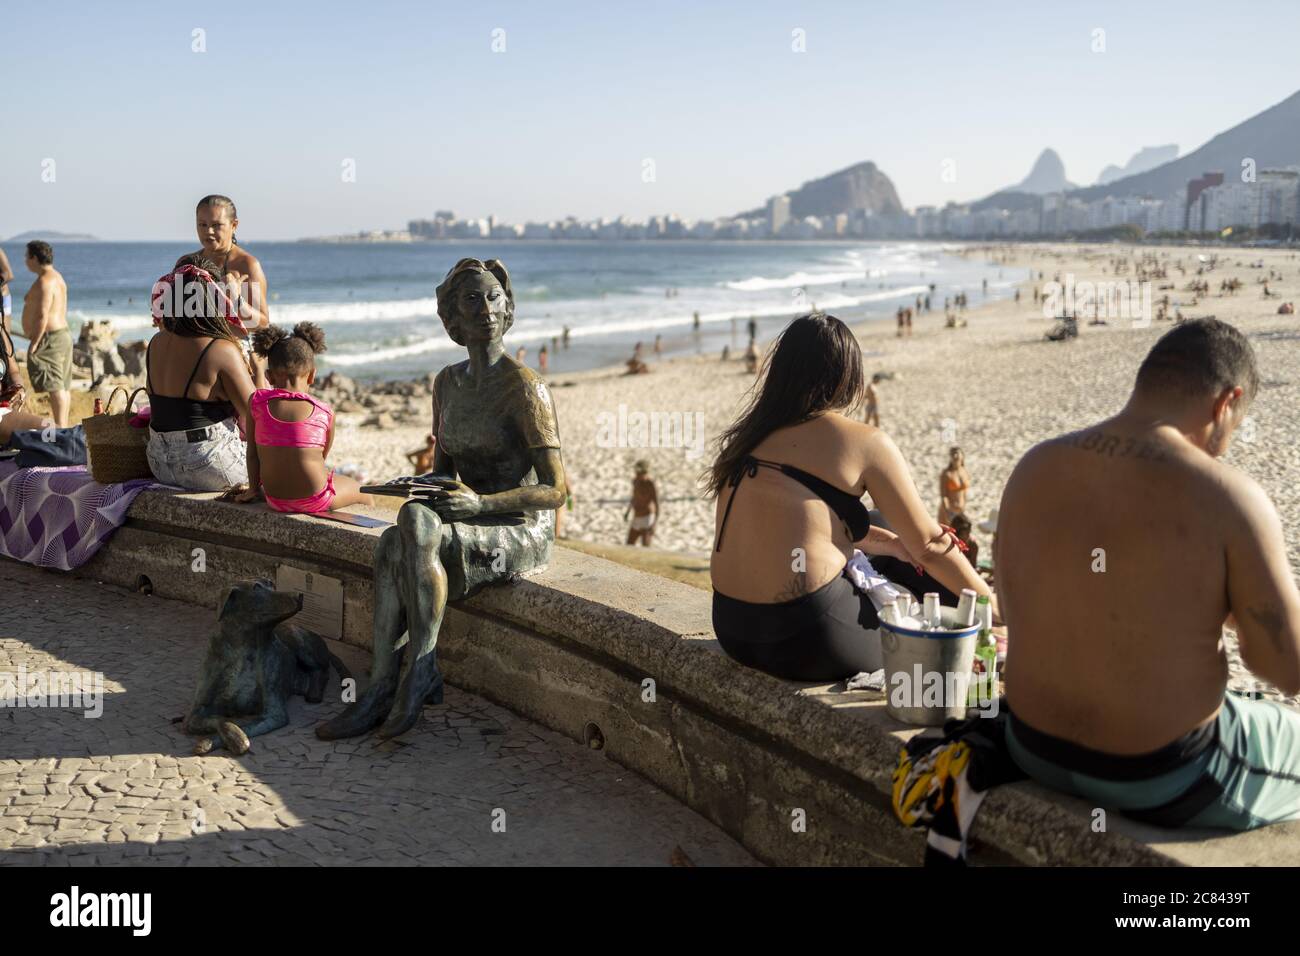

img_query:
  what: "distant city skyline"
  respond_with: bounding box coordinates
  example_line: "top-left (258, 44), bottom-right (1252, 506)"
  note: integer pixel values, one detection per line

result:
top-left (3, 0), bottom-right (1299, 240)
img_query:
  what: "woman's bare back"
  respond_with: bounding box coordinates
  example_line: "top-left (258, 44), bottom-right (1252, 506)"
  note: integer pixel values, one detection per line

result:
top-left (710, 413), bottom-right (871, 603)
top-left (149, 333), bottom-right (238, 402)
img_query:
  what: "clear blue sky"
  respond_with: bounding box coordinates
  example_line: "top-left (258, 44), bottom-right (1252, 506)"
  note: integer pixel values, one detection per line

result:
top-left (3, 0), bottom-right (1298, 240)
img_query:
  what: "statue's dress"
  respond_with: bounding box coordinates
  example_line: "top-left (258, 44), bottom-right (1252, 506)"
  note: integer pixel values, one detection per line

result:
top-left (416, 360), bottom-right (561, 599)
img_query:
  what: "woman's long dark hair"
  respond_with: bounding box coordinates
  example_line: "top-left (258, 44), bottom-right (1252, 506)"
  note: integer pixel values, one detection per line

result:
top-left (703, 312), bottom-right (865, 497)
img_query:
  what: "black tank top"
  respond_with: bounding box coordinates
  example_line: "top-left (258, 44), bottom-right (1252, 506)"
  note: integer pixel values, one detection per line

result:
top-left (146, 337), bottom-right (237, 432)
top-left (714, 455), bottom-right (872, 552)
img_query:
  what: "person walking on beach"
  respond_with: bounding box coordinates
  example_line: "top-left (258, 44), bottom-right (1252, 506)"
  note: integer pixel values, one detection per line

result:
top-left (538, 343), bottom-right (549, 375)
top-left (863, 373), bottom-right (881, 427)
top-left (21, 241), bottom-right (72, 426)
top-left (999, 318), bottom-right (1300, 830)
top-left (937, 445), bottom-right (970, 525)
top-left (624, 460), bottom-right (659, 547)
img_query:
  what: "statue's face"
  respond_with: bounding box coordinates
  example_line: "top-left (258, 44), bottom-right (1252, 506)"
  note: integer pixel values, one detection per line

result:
top-left (455, 273), bottom-right (509, 344)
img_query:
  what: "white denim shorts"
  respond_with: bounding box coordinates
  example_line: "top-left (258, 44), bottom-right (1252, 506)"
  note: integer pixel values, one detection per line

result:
top-left (146, 418), bottom-right (247, 491)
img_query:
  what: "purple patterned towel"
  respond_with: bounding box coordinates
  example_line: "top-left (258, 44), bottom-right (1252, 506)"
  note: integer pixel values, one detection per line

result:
top-left (0, 461), bottom-right (160, 570)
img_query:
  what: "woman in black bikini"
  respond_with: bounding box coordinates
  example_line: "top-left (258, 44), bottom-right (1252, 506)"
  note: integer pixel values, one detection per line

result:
top-left (145, 264), bottom-right (256, 490)
top-left (707, 313), bottom-right (997, 682)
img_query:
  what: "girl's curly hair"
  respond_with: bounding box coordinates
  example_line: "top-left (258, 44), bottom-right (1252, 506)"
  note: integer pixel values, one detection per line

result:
top-left (251, 321), bottom-right (326, 375)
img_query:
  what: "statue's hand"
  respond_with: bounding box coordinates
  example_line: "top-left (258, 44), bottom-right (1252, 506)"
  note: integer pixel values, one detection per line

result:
top-left (415, 479), bottom-right (482, 520)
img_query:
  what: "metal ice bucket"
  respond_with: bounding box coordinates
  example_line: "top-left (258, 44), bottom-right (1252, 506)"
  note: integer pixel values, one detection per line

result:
top-left (879, 605), bottom-right (980, 726)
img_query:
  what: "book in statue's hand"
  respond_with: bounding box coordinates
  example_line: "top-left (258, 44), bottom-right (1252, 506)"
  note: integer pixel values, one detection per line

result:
top-left (360, 474), bottom-right (458, 498)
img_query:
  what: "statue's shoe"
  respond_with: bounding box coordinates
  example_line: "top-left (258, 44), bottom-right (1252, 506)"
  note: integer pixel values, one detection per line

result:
top-left (377, 655), bottom-right (441, 739)
top-left (316, 684), bottom-right (395, 740)
top-left (219, 720), bottom-right (251, 755)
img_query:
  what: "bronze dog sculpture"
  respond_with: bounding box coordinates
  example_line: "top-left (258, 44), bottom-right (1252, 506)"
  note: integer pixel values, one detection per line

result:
top-left (181, 579), bottom-right (347, 755)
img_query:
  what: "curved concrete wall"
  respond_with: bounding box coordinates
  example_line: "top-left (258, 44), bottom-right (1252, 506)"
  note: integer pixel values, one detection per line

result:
top-left (69, 490), bottom-right (1299, 866)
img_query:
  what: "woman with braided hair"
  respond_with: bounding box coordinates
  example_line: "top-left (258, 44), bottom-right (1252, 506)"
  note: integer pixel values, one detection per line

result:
top-left (144, 263), bottom-right (256, 490)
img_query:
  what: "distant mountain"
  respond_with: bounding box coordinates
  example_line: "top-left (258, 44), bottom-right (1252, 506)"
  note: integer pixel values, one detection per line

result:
top-left (737, 160), bottom-right (904, 219)
top-left (1011, 148), bottom-right (1077, 195)
top-left (1072, 90), bottom-right (1300, 202)
top-left (969, 189), bottom-right (1043, 213)
top-left (969, 149), bottom-right (1075, 212)
top-left (1096, 145), bottom-right (1179, 186)
top-left (6, 230), bottom-right (99, 242)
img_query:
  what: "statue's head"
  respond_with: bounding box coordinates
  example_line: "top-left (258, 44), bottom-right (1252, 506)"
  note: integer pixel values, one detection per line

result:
top-left (435, 258), bottom-right (515, 347)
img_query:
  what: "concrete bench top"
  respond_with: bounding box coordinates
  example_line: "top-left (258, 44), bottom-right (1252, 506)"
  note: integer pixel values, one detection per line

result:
top-left (71, 488), bottom-right (1300, 866)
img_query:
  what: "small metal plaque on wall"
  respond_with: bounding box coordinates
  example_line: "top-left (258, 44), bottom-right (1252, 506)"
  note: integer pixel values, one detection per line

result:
top-left (275, 565), bottom-right (344, 639)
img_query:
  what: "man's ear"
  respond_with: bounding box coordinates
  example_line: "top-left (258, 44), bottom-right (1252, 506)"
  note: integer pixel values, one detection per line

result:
top-left (1214, 385), bottom-right (1244, 425)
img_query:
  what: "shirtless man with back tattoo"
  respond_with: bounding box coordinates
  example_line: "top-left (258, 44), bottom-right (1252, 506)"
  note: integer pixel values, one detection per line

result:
top-left (998, 318), bottom-right (1300, 830)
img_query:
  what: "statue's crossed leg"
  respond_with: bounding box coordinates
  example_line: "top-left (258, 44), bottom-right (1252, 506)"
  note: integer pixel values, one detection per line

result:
top-left (317, 504), bottom-right (447, 741)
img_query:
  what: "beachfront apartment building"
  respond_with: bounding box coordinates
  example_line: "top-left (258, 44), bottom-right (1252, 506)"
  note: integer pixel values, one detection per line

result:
top-left (1193, 169), bottom-right (1300, 232)
top-left (767, 195), bottom-right (792, 237)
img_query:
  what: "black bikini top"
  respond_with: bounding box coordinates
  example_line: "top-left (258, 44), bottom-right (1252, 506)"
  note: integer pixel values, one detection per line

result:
top-left (714, 454), bottom-right (872, 552)
top-left (146, 337), bottom-right (237, 432)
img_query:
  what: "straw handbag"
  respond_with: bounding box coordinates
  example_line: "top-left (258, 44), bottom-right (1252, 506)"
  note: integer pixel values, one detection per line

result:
top-left (83, 386), bottom-right (154, 484)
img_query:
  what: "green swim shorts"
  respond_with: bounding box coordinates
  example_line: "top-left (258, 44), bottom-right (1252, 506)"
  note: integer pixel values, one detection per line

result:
top-left (1006, 691), bottom-right (1300, 830)
top-left (28, 327), bottom-right (73, 393)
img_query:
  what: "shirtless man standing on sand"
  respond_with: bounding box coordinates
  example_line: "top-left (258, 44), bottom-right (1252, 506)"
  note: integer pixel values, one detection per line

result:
top-left (21, 241), bottom-right (72, 427)
top-left (625, 460), bottom-right (659, 546)
top-left (998, 318), bottom-right (1300, 829)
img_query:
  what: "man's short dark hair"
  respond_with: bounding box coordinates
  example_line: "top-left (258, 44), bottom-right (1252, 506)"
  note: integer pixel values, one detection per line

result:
top-left (26, 241), bottom-right (53, 266)
top-left (1135, 318), bottom-right (1259, 403)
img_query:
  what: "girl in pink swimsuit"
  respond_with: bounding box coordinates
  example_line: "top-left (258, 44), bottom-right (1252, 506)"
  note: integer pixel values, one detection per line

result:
top-left (235, 322), bottom-right (372, 514)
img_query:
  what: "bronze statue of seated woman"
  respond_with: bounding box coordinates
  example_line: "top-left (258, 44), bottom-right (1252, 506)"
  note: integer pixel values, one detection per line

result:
top-left (317, 258), bottom-right (566, 740)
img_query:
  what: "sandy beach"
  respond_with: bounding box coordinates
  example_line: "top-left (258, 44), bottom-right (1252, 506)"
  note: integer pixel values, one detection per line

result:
top-left (324, 241), bottom-right (1300, 704)
top-left (332, 242), bottom-right (1300, 566)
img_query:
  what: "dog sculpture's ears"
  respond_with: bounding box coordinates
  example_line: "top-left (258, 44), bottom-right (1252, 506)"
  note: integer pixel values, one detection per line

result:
top-left (217, 585), bottom-right (240, 621)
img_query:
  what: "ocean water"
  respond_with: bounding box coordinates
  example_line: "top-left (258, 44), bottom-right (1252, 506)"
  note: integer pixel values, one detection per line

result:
top-left (1, 240), bottom-right (1014, 380)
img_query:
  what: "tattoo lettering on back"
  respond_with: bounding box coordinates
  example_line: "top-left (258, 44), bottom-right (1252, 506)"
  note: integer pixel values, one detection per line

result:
top-left (1061, 431), bottom-right (1168, 462)
top-left (1247, 605), bottom-right (1287, 656)
top-left (775, 573), bottom-right (810, 603)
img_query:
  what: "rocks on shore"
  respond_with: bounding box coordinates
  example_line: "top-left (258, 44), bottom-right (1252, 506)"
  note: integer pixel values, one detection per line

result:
top-left (317, 370), bottom-right (432, 428)
top-left (75, 320), bottom-right (147, 387)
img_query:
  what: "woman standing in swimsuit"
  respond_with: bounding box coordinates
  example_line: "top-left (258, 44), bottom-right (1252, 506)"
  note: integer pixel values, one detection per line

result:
top-left (938, 446), bottom-right (970, 525)
top-left (182, 195), bottom-right (270, 330)
top-left (707, 313), bottom-right (994, 682)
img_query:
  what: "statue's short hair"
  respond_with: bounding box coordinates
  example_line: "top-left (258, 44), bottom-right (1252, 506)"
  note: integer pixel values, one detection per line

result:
top-left (435, 258), bottom-right (515, 346)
